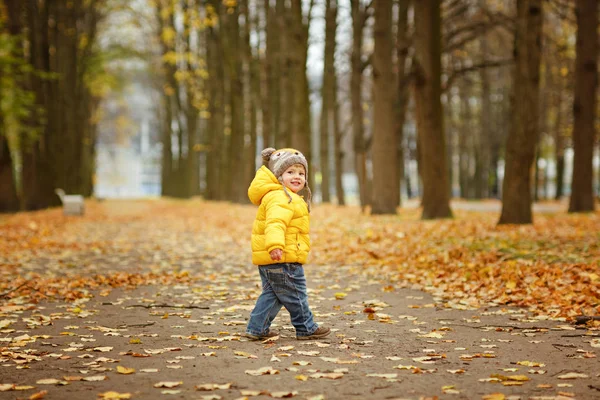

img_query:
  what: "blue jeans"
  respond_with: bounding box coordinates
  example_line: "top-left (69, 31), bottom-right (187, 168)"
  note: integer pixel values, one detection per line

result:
top-left (246, 263), bottom-right (318, 337)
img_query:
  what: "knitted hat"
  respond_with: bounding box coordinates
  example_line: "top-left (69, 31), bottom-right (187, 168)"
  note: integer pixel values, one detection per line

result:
top-left (261, 147), bottom-right (312, 211)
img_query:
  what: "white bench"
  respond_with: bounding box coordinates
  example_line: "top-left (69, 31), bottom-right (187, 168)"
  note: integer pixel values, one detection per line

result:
top-left (55, 188), bottom-right (85, 216)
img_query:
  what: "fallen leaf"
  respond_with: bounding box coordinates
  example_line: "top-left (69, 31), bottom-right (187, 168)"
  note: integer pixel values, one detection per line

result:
top-left (234, 351), bottom-right (257, 359)
top-left (516, 360), bottom-right (545, 367)
top-left (83, 376), bottom-right (107, 382)
top-left (195, 383), bottom-right (232, 391)
top-left (116, 366), bottom-right (135, 375)
top-left (29, 391), bottom-right (48, 400)
top-left (93, 347), bottom-right (113, 352)
top-left (557, 372), bottom-right (589, 379)
top-left (245, 367), bottom-right (279, 376)
top-left (240, 390), bottom-right (268, 396)
top-left (36, 379), bottom-right (68, 385)
top-left (0, 384), bottom-right (15, 392)
top-left (270, 391), bottom-right (298, 398)
top-left (153, 381), bottom-right (183, 388)
top-left (98, 392), bottom-right (132, 399)
top-left (366, 373), bottom-right (397, 379)
top-left (481, 394), bottom-right (505, 400)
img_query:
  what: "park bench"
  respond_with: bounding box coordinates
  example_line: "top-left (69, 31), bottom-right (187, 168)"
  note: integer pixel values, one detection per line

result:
top-left (55, 188), bottom-right (85, 216)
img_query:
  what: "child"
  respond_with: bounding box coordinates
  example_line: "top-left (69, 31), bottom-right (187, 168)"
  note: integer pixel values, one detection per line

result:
top-left (245, 148), bottom-right (331, 341)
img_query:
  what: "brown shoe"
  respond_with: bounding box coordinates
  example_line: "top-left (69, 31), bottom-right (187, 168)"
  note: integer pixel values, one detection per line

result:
top-left (296, 326), bottom-right (331, 340)
top-left (244, 331), bottom-right (279, 341)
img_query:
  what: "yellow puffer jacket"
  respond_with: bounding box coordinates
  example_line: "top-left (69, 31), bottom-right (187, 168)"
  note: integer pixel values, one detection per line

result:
top-left (248, 166), bottom-right (310, 266)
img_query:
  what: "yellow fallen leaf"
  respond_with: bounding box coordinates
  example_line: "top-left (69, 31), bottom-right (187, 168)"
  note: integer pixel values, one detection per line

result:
top-left (98, 392), bottom-right (132, 399)
top-left (240, 390), bottom-right (267, 396)
top-left (29, 391), bottom-right (48, 400)
top-left (334, 292), bottom-right (347, 300)
top-left (482, 394), bottom-right (505, 400)
top-left (245, 367), bottom-right (279, 376)
top-left (36, 379), bottom-right (67, 385)
top-left (295, 375), bottom-right (308, 381)
top-left (116, 366), bottom-right (135, 375)
top-left (516, 360), bottom-right (545, 367)
top-left (129, 338), bottom-right (142, 344)
top-left (0, 384), bottom-right (15, 392)
top-left (15, 386), bottom-right (36, 390)
top-left (506, 375), bottom-right (529, 381)
top-left (82, 376), bottom-right (107, 382)
top-left (557, 372), bottom-right (589, 379)
top-left (501, 381), bottom-right (524, 386)
top-left (195, 383), bottom-right (232, 391)
top-left (63, 376), bottom-right (83, 381)
top-left (558, 391), bottom-right (575, 397)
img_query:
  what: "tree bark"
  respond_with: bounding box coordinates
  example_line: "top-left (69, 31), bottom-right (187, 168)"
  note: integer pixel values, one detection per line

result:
top-left (205, 10), bottom-right (225, 200)
top-left (371, 0), bottom-right (397, 214)
top-left (498, 0), bottom-right (542, 224)
top-left (224, 2), bottom-right (246, 203)
top-left (350, 0), bottom-right (370, 211)
top-left (290, 0), bottom-right (314, 190)
top-left (242, 0), bottom-right (259, 189)
top-left (569, 0), bottom-right (597, 213)
top-left (319, 0), bottom-right (336, 203)
top-left (395, 0), bottom-right (410, 206)
top-left (414, 0), bottom-right (452, 219)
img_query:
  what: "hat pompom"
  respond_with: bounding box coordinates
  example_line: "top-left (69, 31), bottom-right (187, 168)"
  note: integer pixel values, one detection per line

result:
top-left (261, 147), bottom-right (276, 165)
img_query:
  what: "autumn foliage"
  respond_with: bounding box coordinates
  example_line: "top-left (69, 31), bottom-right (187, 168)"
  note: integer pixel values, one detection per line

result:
top-left (1, 199), bottom-right (599, 319)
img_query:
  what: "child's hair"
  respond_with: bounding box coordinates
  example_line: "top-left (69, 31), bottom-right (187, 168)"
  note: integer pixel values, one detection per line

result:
top-left (262, 147), bottom-right (312, 211)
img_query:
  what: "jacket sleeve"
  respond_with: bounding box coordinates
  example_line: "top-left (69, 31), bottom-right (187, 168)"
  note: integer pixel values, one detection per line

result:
top-left (264, 192), bottom-right (294, 254)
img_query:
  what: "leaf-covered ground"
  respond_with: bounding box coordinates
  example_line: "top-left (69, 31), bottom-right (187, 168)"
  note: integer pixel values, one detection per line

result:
top-left (0, 199), bottom-right (599, 399)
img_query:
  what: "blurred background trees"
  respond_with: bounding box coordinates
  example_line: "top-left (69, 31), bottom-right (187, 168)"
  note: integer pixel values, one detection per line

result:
top-left (0, 0), bottom-right (598, 223)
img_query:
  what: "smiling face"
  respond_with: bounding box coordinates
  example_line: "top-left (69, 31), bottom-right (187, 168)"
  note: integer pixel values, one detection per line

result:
top-left (281, 164), bottom-right (306, 193)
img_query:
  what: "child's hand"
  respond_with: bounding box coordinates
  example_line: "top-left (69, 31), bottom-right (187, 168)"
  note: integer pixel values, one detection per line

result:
top-left (270, 249), bottom-right (283, 261)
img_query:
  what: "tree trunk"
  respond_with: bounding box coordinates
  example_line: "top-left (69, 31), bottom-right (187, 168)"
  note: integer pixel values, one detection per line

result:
top-left (243, 0), bottom-right (259, 188)
top-left (333, 66), bottom-right (345, 205)
top-left (414, 0), bottom-right (452, 219)
top-left (395, 0), bottom-right (410, 206)
top-left (319, 0), bottom-right (335, 203)
top-left (458, 83), bottom-right (471, 199)
top-left (569, 0), bottom-right (597, 213)
top-left (477, 8), bottom-right (491, 200)
top-left (371, 0), bottom-right (397, 214)
top-left (0, 135), bottom-right (19, 212)
top-left (290, 1), bottom-right (313, 188)
top-left (277, 0), bottom-right (291, 148)
top-left (1, 1), bottom-right (23, 212)
top-left (350, 0), bottom-right (369, 210)
top-left (498, 0), bottom-right (543, 225)
top-left (224, 2), bottom-right (246, 203)
top-left (205, 14), bottom-right (225, 200)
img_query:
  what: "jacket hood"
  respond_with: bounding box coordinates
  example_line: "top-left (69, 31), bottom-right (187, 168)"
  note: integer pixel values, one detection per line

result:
top-left (248, 166), bottom-right (283, 206)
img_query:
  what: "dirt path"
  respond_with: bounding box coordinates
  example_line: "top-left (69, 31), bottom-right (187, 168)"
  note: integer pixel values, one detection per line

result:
top-left (1, 200), bottom-right (598, 399)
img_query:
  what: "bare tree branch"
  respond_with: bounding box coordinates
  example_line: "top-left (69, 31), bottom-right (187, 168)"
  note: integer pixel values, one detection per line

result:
top-left (443, 58), bottom-right (513, 91)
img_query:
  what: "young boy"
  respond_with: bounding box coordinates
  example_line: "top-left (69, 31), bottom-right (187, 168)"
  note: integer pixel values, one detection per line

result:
top-left (245, 148), bottom-right (331, 341)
